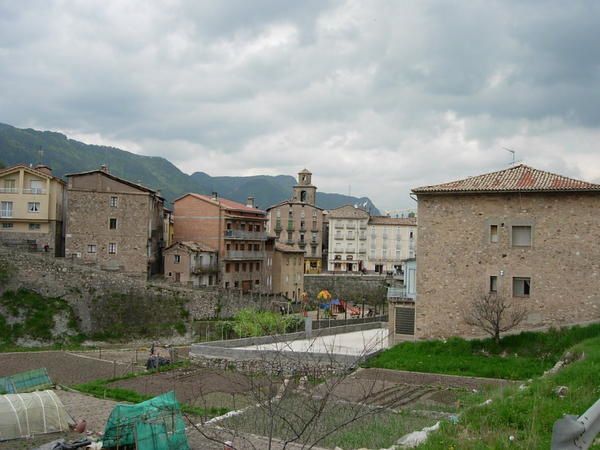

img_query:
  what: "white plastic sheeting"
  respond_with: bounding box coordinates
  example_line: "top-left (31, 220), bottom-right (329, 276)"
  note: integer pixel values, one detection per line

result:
top-left (0, 390), bottom-right (74, 441)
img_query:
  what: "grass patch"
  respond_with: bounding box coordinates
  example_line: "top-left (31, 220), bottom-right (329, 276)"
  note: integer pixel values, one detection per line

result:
top-left (418, 335), bottom-right (600, 449)
top-left (365, 323), bottom-right (600, 380)
top-left (224, 394), bottom-right (434, 449)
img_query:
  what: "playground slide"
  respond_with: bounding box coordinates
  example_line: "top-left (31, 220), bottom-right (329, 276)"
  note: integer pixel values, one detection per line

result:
top-left (340, 300), bottom-right (361, 316)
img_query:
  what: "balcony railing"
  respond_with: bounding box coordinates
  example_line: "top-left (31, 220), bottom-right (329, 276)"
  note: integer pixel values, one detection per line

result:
top-left (23, 188), bottom-right (46, 195)
top-left (224, 251), bottom-right (265, 260)
top-left (0, 188), bottom-right (17, 194)
top-left (193, 263), bottom-right (219, 274)
top-left (224, 230), bottom-right (267, 240)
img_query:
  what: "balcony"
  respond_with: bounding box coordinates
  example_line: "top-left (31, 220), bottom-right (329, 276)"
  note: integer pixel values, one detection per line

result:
top-left (0, 210), bottom-right (12, 218)
top-left (224, 251), bottom-right (265, 260)
top-left (298, 241), bottom-right (307, 248)
top-left (274, 220), bottom-right (282, 232)
top-left (0, 188), bottom-right (17, 194)
top-left (224, 230), bottom-right (267, 240)
top-left (23, 188), bottom-right (46, 195)
top-left (193, 262), bottom-right (219, 274)
top-left (287, 221), bottom-right (295, 231)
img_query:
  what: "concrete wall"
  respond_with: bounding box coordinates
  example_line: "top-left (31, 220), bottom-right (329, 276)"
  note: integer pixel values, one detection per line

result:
top-left (416, 192), bottom-right (600, 339)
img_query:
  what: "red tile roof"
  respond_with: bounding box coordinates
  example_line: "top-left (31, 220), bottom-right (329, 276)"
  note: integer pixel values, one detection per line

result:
top-left (182, 193), bottom-right (266, 214)
top-left (412, 164), bottom-right (600, 194)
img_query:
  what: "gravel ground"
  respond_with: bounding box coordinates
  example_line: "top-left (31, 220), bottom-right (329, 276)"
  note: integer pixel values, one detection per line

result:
top-left (0, 351), bottom-right (134, 385)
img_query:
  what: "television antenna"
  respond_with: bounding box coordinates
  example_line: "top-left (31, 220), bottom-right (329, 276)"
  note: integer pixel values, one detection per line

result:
top-left (503, 147), bottom-right (521, 165)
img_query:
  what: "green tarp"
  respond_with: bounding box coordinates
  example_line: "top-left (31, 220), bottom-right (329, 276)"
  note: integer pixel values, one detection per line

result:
top-left (0, 368), bottom-right (53, 394)
top-left (102, 391), bottom-right (190, 450)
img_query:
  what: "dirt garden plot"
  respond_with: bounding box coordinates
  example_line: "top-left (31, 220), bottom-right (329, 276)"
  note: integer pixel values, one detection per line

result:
top-left (109, 366), bottom-right (273, 410)
top-left (0, 351), bottom-right (135, 385)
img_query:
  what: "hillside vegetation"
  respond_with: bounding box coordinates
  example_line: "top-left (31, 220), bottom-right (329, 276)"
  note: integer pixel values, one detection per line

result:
top-left (0, 122), bottom-right (379, 212)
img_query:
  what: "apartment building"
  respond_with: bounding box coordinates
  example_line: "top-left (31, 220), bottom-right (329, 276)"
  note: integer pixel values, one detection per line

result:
top-left (173, 193), bottom-right (267, 292)
top-left (65, 166), bottom-right (165, 277)
top-left (408, 164), bottom-right (600, 339)
top-left (163, 241), bottom-right (218, 287)
top-left (0, 164), bottom-right (66, 255)
top-left (266, 169), bottom-right (324, 274)
top-left (267, 242), bottom-right (305, 300)
top-left (327, 205), bottom-right (369, 272)
top-left (365, 216), bottom-right (417, 274)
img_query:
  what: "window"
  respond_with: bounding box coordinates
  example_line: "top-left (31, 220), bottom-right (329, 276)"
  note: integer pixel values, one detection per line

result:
top-left (87, 244), bottom-right (97, 253)
top-left (109, 218), bottom-right (117, 229)
top-left (28, 202), bottom-right (40, 213)
top-left (30, 180), bottom-right (43, 194)
top-left (512, 226), bottom-right (532, 247)
top-left (225, 263), bottom-right (231, 273)
top-left (256, 262), bottom-right (260, 271)
top-left (490, 225), bottom-right (499, 243)
top-left (409, 231), bottom-right (414, 239)
top-left (490, 275), bottom-right (498, 293)
top-left (255, 279), bottom-right (260, 285)
top-left (110, 196), bottom-right (118, 207)
top-left (234, 281), bottom-right (239, 288)
top-left (242, 263), bottom-right (247, 272)
top-left (235, 263), bottom-right (240, 272)
top-left (28, 223), bottom-right (41, 230)
top-left (255, 224), bottom-right (260, 232)
top-left (108, 243), bottom-right (117, 254)
top-left (513, 277), bottom-right (531, 297)
top-left (174, 255), bottom-right (181, 264)
top-left (2, 223), bottom-right (13, 229)
top-left (2, 179), bottom-right (16, 193)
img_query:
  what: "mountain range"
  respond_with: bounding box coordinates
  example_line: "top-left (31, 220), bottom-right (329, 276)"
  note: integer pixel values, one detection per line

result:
top-left (0, 123), bottom-right (379, 213)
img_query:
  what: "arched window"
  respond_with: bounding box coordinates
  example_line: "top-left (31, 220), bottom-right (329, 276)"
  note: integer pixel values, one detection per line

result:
top-left (300, 190), bottom-right (307, 202)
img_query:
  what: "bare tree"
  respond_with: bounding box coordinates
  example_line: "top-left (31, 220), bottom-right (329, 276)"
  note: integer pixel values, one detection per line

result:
top-left (464, 293), bottom-right (527, 344)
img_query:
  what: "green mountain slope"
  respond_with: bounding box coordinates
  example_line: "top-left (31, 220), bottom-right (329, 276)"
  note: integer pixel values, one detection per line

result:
top-left (0, 122), bottom-right (380, 213)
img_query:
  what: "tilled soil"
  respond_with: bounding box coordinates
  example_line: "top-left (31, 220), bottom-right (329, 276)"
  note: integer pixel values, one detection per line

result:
top-left (0, 351), bottom-right (133, 385)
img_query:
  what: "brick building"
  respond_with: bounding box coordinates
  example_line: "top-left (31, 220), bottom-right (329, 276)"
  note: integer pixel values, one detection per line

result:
top-left (65, 166), bottom-right (165, 277)
top-left (173, 193), bottom-right (268, 292)
top-left (404, 164), bottom-right (600, 339)
top-left (266, 169), bottom-right (325, 274)
top-left (0, 164), bottom-right (66, 256)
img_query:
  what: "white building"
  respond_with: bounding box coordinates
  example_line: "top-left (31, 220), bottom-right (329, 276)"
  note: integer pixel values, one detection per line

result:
top-left (327, 205), bottom-right (369, 272)
top-left (365, 216), bottom-right (416, 274)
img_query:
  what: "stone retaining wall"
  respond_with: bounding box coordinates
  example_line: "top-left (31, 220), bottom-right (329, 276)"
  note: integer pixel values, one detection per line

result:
top-left (304, 274), bottom-right (393, 304)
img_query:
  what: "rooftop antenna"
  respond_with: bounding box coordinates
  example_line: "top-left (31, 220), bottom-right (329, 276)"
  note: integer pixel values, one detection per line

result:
top-left (503, 147), bottom-right (521, 166)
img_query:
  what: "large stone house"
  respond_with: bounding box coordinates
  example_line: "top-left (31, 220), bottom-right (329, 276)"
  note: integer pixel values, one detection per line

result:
top-left (0, 164), bottom-right (66, 256)
top-left (173, 193), bottom-right (268, 292)
top-left (266, 169), bottom-right (325, 274)
top-left (264, 241), bottom-right (305, 300)
top-left (65, 166), bottom-right (165, 277)
top-left (404, 164), bottom-right (600, 340)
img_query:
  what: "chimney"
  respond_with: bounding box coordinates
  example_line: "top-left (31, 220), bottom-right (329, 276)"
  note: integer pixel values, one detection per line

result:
top-left (34, 165), bottom-right (53, 176)
top-left (211, 192), bottom-right (218, 201)
top-left (100, 164), bottom-right (109, 173)
top-left (246, 196), bottom-right (255, 208)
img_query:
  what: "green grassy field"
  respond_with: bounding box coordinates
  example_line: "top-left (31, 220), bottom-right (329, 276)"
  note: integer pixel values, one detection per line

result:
top-left (418, 335), bottom-right (600, 449)
top-left (365, 323), bottom-right (600, 380)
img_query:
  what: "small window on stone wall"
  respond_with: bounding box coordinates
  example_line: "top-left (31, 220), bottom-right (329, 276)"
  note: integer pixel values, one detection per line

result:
top-left (174, 255), bottom-right (181, 264)
top-left (512, 226), bottom-right (532, 247)
top-left (490, 275), bottom-right (498, 292)
top-left (513, 277), bottom-right (531, 297)
top-left (490, 225), bottom-right (498, 243)
top-left (109, 218), bottom-right (117, 230)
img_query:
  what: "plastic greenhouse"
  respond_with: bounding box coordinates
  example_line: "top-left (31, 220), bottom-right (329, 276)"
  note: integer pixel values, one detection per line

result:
top-left (102, 391), bottom-right (190, 450)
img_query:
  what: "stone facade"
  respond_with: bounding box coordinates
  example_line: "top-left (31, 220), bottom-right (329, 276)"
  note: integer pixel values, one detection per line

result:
top-left (65, 168), bottom-right (164, 278)
top-left (266, 169), bottom-right (324, 274)
top-left (304, 274), bottom-right (389, 305)
top-left (415, 192), bottom-right (600, 339)
top-left (163, 241), bottom-right (218, 287)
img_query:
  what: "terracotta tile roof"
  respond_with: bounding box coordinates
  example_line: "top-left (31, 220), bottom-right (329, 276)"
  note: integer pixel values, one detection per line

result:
top-left (328, 204), bottom-right (370, 219)
top-left (66, 168), bottom-right (159, 195)
top-left (412, 164), bottom-right (600, 194)
top-left (369, 216), bottom-right (416, 226)
top-left (181, 193), bottom-right (266, 214)
top-left (165, 241), bottom-right (216, 253)
top-left (275, 242), bottom-right (304, 253)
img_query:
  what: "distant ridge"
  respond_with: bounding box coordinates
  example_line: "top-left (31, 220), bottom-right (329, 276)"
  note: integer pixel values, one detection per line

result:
top-left (0, 122), bottom-right (380, 213)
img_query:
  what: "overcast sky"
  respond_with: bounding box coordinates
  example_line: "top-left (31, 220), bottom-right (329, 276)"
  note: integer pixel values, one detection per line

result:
top-left (2, 1), bottom-right (600, 211)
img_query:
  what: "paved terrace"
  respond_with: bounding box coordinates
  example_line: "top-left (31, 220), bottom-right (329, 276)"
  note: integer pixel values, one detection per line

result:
top-left (190, 322), bottom-right (388, 367)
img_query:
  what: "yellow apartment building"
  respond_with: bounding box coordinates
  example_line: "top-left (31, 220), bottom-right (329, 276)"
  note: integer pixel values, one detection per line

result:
top-left (0, 164), bottom-right (66, 255)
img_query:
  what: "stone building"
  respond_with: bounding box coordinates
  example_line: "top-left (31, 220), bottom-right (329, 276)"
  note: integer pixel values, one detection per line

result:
top-left (65, 166), bottom-right (165, 277)
top-left (266, 169), bottom-right (324, 274)
top-left (267, 242), bottom-right (305, 300)
top-left (0, 164), bottom-right (66, 256)
top-left (173, 193), bottom-right (268, 292)
top-left (163, 241), bottom-right (218, 287)
top-left (407, 164), bottom-right (600, 340)
top-left (327, 205), bottom-right (369, 272)
top-left (365, 216), bottom-right (417, 274)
